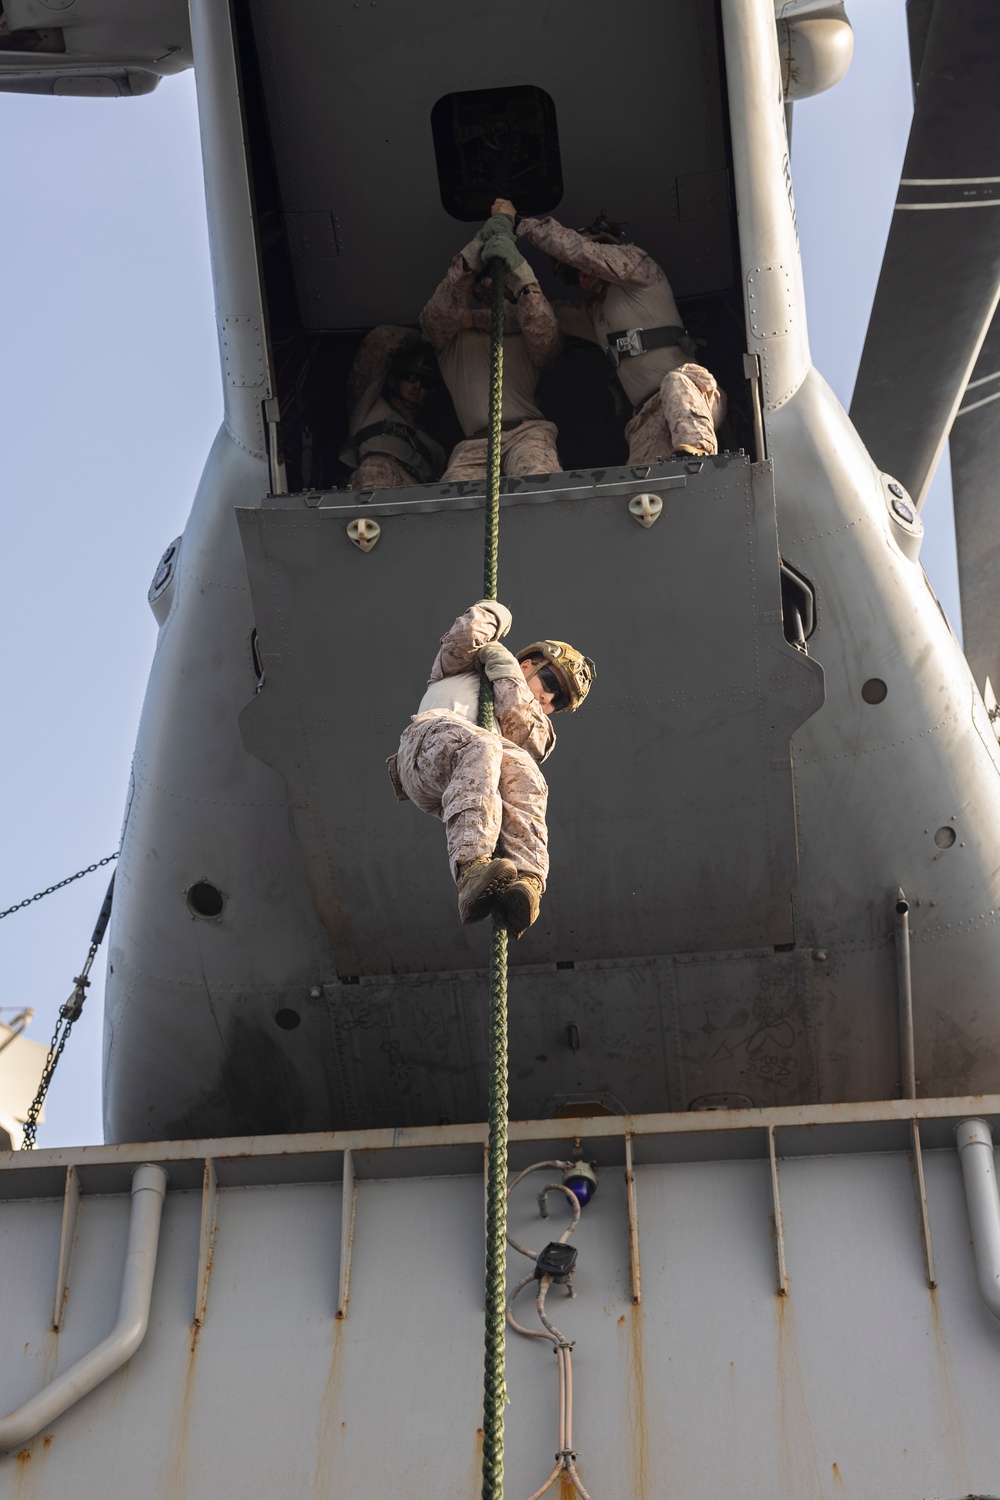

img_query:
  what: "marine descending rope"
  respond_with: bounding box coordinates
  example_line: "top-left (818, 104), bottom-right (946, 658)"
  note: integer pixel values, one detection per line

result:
top-left (478, 254), bottom-right (511, 1500)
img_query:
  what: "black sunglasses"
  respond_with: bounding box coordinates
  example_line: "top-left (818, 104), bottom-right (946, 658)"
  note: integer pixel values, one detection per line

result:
top-left (538, 664), bottom-right (570, 711)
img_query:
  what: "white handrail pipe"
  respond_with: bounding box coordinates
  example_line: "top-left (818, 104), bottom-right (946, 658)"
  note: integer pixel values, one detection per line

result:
top-left (0, 1163), bottom-right (167, 1451)
top-left (956, 1119), bottom-right (1000, 1323)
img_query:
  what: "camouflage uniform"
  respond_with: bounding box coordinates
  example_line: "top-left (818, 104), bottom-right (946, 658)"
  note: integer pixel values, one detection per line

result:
top-left (342, 325), bottom-right (444, 489)
top-left (517, 217), bottom-right (726, 460)
top-left (624, 363), bottom-right (724, 462)
top-left (420, 240), bottom-right (561, 482)
top-left (389, 602), bottom-right (554, 885)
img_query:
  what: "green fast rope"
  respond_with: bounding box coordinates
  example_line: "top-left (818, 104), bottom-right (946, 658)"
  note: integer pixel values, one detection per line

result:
top-left (479, 255), bottom-right (510, 1500)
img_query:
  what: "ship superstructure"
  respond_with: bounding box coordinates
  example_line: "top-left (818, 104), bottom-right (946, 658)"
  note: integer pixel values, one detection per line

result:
top-left (3, 0), bottom-right (1000, 1493)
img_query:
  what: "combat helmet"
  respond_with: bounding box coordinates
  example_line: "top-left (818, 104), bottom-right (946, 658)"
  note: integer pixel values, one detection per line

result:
top-left (516, 639), bottom-right (596, 713)
top-left (551, 211), bottom-right (628, 286)
top-left (387, 340), bottom-right (438, 390)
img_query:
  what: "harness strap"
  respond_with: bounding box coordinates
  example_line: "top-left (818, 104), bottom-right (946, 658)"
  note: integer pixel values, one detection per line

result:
top-left (606, 323), bottom-right (699, 366)
top-left (340, 418), bottom-right (443, 481)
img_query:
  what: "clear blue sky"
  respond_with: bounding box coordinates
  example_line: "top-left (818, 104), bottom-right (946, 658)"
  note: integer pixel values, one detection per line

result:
top-left (0, 1), bottom-right (959, 1147)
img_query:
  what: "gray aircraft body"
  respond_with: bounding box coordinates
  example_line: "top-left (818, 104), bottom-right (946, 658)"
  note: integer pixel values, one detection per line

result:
top-left (9, 4), bottom-right (1000, 1497)
top-left (3, 0), bottom-right (998, 1141)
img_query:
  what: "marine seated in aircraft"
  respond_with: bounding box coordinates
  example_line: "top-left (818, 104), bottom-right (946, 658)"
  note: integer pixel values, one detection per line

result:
top-left (340, 327), bottom-right (446, 489)
top-left (387, 601), bottom-right (595, 939)
top-left (504, 200), bottom-right (726, 464)
top-left (420, 212), bottom-right (562, 483)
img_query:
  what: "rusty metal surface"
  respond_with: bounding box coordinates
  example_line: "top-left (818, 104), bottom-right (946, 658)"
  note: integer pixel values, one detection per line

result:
top-left (1, 1103), bottom-right (1000, 1495)
top-left (6, 1093), bottom-right (1000, 1198)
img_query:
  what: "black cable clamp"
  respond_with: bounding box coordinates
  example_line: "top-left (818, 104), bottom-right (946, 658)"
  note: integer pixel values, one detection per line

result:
top-left (535, 1241), bottom-right (578, 1283)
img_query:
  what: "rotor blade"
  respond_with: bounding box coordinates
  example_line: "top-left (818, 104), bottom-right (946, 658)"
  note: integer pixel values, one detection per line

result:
top-left (850, 0), bottom-right (1000, 506)
top-left (950, 309), bottom-right (1000, 689)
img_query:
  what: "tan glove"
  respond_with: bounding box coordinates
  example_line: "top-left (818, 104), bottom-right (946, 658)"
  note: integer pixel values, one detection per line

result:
top-left (471, 599), bottom-right (513, 638)
top-left (460, 238), bottom-right (484, 272)
top-left (476, 642), bottom-right (523, 682)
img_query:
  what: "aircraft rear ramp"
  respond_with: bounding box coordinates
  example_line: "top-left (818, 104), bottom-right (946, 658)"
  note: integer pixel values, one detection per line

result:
top-left (236, 456), bottom-right (824, 1127)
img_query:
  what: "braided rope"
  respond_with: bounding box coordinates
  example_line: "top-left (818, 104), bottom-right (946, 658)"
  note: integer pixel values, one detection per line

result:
top-left (479, 255), bottom-right (509, 1500)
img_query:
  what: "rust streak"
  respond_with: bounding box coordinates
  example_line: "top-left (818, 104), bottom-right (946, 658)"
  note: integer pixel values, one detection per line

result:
top-left (11, 1424), bottom-right (54, 1500)
top-left (197, 1236), bottom-right (216, 1326)
top-left (158, 1319), bottom-right (201, 1500)
top-left (311, 1315), bottom-right (346, 1498)
top-left (621, 1305), bottom-right (650, 1500)
top-left (472, 1426), bottom-right (484, 1497)
top-left (927, 1287), bottom-right (970, 1490)
top-left (774, 1293), bottom-right (823, 1499)
top-left (11, 1448), bottom-right (33, 1500)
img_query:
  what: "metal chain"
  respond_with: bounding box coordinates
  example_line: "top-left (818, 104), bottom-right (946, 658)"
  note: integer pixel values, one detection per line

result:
top-left (479, 254), bottom-right (510, 1500)
top-left (0, 852), bottom-right (118, 922)
top-left (20, 872), bottom-right (116, 1150)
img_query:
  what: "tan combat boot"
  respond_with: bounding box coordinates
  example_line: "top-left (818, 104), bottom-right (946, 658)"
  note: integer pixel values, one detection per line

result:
top-left (456, 856), bottom-right (518, 925)
top-left (495, 873), bottom-right (544, 940)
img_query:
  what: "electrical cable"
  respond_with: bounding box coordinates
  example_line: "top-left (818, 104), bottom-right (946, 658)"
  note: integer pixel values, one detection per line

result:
top-left (505, 1161), bottom-right (594, 1499)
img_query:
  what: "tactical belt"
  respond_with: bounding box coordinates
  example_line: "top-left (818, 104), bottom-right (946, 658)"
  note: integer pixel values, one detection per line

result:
top-left (341, 418), bottom-right (442, 483)
top-left (606, 324), bottom-right (698, 367)
top-left (470, 416), bottom-right (527, 441)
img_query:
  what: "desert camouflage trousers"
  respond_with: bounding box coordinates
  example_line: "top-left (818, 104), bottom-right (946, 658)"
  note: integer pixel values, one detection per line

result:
top-left (396, 710), bottom-right (549, 885)
top-left (624, 363), bottom-right (726, 464)
top-left (348, 454), bottom-right (415, 490)
top-left (443, 419), bottom-right (560, 483)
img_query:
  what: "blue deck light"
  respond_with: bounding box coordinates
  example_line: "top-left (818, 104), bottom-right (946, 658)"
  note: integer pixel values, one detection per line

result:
top-left (563, 1161), bottom-right (598, 1208)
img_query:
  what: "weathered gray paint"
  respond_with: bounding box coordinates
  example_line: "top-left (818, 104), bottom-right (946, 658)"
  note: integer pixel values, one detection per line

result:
top-left (0, 0), bottom-right (190, 96)
top-left (102, 0), bottom-right (1000, 1143)
top-left (3, 1100), bottom-right (1000, 1497)
top-left (246, 0), bottom-right (734, 329)
top-left (238, 456), bottom-right (823, 970)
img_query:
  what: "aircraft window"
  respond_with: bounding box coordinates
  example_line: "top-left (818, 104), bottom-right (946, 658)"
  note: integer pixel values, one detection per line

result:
top-left (187, 882), bottom-right (225, 919)
top-left (779, 561), bottom-right (816, 649)
top-left (251, 627), bottom-right (264, 682)
top-left (430, 85), bottom-right (563, 222)
top-left (0, 17), bottom-right (64, 52)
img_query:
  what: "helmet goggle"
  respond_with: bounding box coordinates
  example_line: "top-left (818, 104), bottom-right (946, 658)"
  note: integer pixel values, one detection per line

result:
top-left (388, 343), bottom-right (438, 392)
top-left (395, 368), bottom-right (434, 390)
top-left (518, 641), bottom-right (596, 714)
top-left (537, 664), bottom-right (570, 713)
